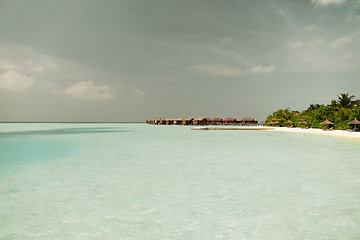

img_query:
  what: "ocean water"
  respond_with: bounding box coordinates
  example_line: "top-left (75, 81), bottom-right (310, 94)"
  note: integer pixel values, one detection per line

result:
top-left (1, 123), bottom-right (360, 240)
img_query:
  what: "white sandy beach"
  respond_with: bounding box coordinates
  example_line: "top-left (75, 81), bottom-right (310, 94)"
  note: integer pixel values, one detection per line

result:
top-left (269, 126), bottom-right (360, 140)
top-left (192, 125), bottom-right (360, 140)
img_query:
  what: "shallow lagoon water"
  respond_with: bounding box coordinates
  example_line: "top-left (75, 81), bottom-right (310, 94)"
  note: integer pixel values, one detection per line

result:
top-left (1, 123), bottom-right (360, 239)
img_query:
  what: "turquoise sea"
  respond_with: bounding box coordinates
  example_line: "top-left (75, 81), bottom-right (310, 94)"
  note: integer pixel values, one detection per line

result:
top-left (1, 123), bottom-right (360, 239)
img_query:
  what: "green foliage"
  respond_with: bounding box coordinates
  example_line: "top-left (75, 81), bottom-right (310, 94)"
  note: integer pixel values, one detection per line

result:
top-left (349, 105), bottom-right (360, 120)
top-left (265, 108), bottom-right (298, 127)
top-left (337, 93), bottom-right (356, 108)
top-left (265, 93), bottom-right (360, 130)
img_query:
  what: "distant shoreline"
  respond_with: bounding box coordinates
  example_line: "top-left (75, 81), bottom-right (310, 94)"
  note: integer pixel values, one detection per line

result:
top-left (192, 126), bottom-right (273, 131)
top-left (191, 126), bottom-right (360, 140)
top-left (271, 126), bottom-right (360, 140)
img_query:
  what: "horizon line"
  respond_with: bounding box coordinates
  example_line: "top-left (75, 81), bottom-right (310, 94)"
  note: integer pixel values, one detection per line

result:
top-left (0, 121), bottom-right (145, 123)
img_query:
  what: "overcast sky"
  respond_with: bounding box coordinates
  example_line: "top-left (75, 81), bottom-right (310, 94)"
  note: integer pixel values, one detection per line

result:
top-left (0, 0), bottom-right (359, 122)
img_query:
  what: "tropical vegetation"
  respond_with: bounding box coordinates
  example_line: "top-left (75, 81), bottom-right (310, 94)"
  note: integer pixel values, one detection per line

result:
top-left (265, 93), bottom-right (360, 130)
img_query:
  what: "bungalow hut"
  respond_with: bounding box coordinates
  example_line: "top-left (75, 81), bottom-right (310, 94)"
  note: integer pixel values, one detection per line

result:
top-left (237, 117), bottom-right (258, 125)
top-left (181, 118), bottom-right (193, 125)
top-left (223, 118), bottom-right (236, 125)
top-left (174, 118), bottom-right (184, 125)
top-left (193, 117), bottom-right (208, 125)
top-left (165, 118), bottom-right (174, 125)
top-left (160, 119), bottom-right (167, 125)
top-left (154, 118), bottom-right (161, 124)
top-left (211, 118), bottom-right (223, 125)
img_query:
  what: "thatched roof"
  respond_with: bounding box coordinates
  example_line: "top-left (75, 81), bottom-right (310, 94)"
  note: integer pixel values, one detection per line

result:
top-left (320, 119), bottom-right (333, 125)
top-left (212, 118), bottom-right (223, 121)
top-left (223, 117), bottom-right (235, 121)
top-left (285, 120), bottom-right (293, 124)
top-left (194, 117), bottom-right (206, 121)
top-left (174, 118), bottom-right (185, 121)
top-left (348, 118), bottom-right (360, 124)
top-left (298, 120), bottom-right (308, 124)
top-left (272, 121), bottom-right (279, 124)
top-left (238, 117), bottom-right (256, 121)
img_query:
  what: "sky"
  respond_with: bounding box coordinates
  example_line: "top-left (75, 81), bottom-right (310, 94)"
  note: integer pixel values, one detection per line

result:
top-left (0, 0), bottom-right (359, 122)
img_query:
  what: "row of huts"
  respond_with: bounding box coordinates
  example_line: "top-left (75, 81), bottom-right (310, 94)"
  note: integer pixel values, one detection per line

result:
top-left (146, 117), bottom-right (258, 125)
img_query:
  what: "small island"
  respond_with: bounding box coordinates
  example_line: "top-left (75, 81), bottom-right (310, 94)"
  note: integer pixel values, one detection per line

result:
top-left (265, 93), bottom-right (360, 131)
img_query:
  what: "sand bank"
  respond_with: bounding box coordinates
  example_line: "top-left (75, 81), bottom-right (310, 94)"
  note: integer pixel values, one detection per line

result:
top-left (192, 126), bottom-right (360, 140)
top-left (192, 126), bottom-right (274, 131)
top-left (270, 127), bottom-right (360, 140)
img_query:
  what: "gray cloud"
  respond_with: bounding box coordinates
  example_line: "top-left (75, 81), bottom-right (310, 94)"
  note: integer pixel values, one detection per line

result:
top-left (63, 80), bottom-right (115, 100)
top-left (311, 0), bottom-right (347, 6)
top-left (0, 0), bottom-right (359, 121)
top-left (0, 71), bottom-right (33, 91)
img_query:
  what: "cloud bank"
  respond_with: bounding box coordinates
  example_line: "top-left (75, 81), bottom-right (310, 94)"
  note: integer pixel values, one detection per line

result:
top-left (251, 65), bottom-right (275, 74)
top-left (190, 64), bottom-right (244, 77)
top-left (311, 0), bottom-right (347, 5)
top-left (287, 41), bottom-right (303, 49)
top-left (0, 71), bottom-right (34, 91)
top-left (63, 80), bottom-right (114, 99)
top-left (331, 37), bottom-right (352, 48)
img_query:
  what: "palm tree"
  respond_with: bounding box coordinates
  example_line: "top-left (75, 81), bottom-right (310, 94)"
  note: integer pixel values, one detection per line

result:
top-left (337, 93), bottom-right (356, 108)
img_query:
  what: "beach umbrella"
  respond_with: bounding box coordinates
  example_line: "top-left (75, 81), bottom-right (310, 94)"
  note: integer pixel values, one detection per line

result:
top-left (267, 121), bottom-right (273, 125)
top-left (298, 120), bottom-right (308, 124)
top-left (272, 120), bottom-right (279, 126)
top-left (348, 118), bottom-right (360, 125)
top-left (298, 120), bottom-right (308, 128)
top-left (320, 119), bottom-right (333, 129)
top-left (348, 118), bottom-right (360, 130)
top-left (320, 119), bottom-right (333, 125)
top-left (285, 120), bottom-right (293, 127)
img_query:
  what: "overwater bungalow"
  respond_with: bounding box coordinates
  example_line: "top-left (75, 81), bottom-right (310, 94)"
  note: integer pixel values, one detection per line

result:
top-left (223, 118), bottom-right (236, 125)
top-left (146, 116), bottom-right (258, 126)
top-left (182, 118), bottom-right (193, 125)
top-left (237, 117), bottom-right (258, 125)
top-left (166, 119), bottom-right (175, 125)
top-left (193, 117), bottom-right (208, 125)
top-left (211, 118), bottom-right (223, 125)
top-left (174, 118), bottom-right (184, 125)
